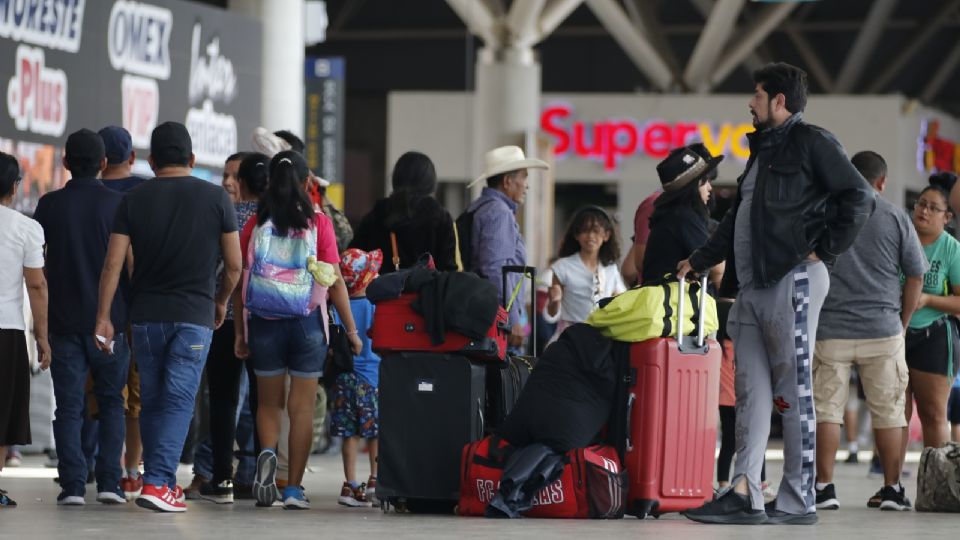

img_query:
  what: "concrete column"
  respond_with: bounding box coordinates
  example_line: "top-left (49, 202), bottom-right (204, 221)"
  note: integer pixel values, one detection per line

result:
top-left (229, 0), bottom-right (305, 135)
top-left (472, 45), bottom-right (547, 267)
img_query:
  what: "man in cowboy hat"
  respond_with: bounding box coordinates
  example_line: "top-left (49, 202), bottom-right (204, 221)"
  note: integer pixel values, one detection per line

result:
top-left (678, 62), bottom-right (875, 525)
top-left (466, 145), bottom-right (549, 350)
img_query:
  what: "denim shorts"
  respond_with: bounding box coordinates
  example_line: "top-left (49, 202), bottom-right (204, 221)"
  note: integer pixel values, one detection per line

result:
top-left (248, 313), bottom-right (327, 378)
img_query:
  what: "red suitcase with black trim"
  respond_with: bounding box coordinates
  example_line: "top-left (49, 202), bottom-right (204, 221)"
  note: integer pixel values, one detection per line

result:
top-left (370, 293), bottom-right (508, 362)
top-left (624, 276), bottom-right (721, 518)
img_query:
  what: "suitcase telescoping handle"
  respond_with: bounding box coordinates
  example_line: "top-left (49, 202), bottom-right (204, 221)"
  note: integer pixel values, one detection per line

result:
top-left (502, 265), bottom-right (537, 354)
top-left (675, 275), bottom-right (710, 355)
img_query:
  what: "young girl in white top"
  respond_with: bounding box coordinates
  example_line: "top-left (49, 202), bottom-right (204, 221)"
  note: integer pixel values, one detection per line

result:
top-left (544, 206), bottom-right (627, 342)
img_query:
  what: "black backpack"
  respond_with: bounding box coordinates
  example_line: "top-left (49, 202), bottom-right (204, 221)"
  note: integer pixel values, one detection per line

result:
top-left (455, 199), bottom-right (493, 271)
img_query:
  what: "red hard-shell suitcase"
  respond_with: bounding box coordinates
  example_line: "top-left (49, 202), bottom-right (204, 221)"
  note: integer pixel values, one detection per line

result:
top-left (624, 276), bottom-right (721, 518)
top-left (370, 293), bottom-right (508, 362)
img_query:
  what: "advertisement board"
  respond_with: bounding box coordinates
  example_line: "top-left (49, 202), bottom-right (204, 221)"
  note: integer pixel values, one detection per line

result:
top-left (0, 0), bottom-right (262, 212)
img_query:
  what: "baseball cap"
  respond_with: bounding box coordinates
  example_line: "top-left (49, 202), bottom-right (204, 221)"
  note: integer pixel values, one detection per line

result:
top-left (98, 126), bottom-right (133, 164)
top-left (150, 121), bottom-right (193, 167)
top-left (64, 128), bottom-right (106, 172)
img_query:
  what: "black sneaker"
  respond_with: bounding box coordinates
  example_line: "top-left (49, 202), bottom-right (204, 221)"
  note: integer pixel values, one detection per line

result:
top-left (867, 488), bottom-right (882, 508)
top-left (0, 488), bottom-right (16, 508)
top-left (683, 490), bottom-right (766, 525)
top-left (815, 484), bottom-right (839, 510)
top-left (764, 500), bottom-right (818, 525)
top-left (199, 480), bottom-right (234, 504)
top-left (878, 485), bottom-right (911, 512)
top-left (844, 452), bottom-right (859, 464)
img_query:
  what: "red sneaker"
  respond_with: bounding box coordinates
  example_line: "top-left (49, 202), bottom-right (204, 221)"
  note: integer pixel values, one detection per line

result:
top-left (171, 485), bottom-right (185, 504)
top-left (121, 475), bottom-right (143, 501)
top-left (136, 484), bottom-right (186, 513)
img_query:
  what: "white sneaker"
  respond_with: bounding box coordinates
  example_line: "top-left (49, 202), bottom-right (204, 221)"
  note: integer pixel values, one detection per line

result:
top-left (57, 493), bottom-right (85, 506)
top-left (97, 491), bottom-right (127, 505)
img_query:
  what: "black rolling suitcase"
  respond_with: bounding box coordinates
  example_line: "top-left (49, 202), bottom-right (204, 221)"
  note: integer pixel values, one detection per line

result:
top-left (485, 266), bottom-right (538, 433)
top-left (377, 352), bottom-right (485, 512)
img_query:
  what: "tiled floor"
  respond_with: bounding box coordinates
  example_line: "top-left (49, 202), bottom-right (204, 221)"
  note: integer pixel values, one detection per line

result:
top-left (0, 452), bottom-right (954, 540)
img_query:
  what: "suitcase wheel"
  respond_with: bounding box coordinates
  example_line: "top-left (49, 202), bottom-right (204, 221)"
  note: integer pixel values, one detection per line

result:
top-left (630, 499), bottom-right (659, 519)
top-left (380, 498), bottom-right (408, 514)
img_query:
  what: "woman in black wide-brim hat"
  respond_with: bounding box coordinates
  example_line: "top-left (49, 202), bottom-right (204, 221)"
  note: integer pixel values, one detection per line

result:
top-left (641, 143), bottom-right (725, 287)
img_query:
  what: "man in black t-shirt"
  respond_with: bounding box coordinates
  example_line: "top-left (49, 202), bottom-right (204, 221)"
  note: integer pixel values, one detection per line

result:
top-left (34, 129), bottom-right (129, 506)
top-left (95, 122), bottom-right (242, 513)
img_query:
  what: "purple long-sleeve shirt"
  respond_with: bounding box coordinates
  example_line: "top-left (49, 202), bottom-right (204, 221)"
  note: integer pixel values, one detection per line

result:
top-left (468, 188), bottom-right (526, 326)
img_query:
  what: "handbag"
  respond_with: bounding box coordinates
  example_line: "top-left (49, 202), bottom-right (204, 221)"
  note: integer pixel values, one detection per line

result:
top-left (324, 323), bottom-right (354, 383)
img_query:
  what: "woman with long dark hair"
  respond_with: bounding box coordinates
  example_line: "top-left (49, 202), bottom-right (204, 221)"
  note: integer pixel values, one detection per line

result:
top-left (543, 206), bottom-right (626, 341)
top-left (642, 144), bottom-right (724, 287)
top-left (233, 151), bottom-right (361, 510)
top-left (351, 151), bottom-right (456, 272)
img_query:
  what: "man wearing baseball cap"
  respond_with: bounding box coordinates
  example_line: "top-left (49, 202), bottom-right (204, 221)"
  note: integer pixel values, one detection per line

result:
top-left (33, 128), bottom-right (130, 506)
top-left (98, 126), bottom-right (146, 193)
top-left (94, 121), bottom-right (242, 513)
top-left (97, 125), bottom-right (147, 500)
top-left (465, 146), bottom-right (549, 352)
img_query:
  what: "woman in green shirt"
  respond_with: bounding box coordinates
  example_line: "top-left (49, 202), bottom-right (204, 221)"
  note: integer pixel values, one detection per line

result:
top-left (906, 184), bottom-right (960, 451)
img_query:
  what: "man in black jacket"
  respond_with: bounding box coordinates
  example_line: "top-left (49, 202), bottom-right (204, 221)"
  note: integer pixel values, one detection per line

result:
top-left (678, 63), bottom-right (875, 525)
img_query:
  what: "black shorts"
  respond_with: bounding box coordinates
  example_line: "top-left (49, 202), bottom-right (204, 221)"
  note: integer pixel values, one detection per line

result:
top-left (0, 329), bottom-right (32, 446)
top-left (905, 317), bottom-right (960, 378)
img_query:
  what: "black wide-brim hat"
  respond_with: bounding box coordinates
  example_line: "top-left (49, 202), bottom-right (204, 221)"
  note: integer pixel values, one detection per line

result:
top-left (656, 144), bottom-right (724, 191)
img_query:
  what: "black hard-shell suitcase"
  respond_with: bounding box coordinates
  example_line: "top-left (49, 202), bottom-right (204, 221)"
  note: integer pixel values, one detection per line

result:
top-left (377, 352), bottom-right (485, 512)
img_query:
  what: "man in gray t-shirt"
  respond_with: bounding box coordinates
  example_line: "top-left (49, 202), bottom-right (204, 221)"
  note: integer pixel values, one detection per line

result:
top-left (812, 151), bottom-right (926, 512)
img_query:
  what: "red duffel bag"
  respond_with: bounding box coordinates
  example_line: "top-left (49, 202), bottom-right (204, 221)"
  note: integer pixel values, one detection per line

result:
top-left (458, 435), bottom-right (626, 519)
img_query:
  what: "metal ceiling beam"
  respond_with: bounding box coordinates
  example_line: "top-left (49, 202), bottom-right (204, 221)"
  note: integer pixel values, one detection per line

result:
top-left (538, 0), bottom-right (584, 39)
top-left (688, 0), bottom-right (764, 85)
top-left (445, 0), bottom-right (497, 44)
top-left (833, 0), bottom-right (897, 92)
top-left (868, 0), bottom-right (960, 93)
top-left (685, 0), bottom-right (746, 91)
top-left (784, 25), bottom-right (834, 92)
top-left (634, 0), bottom-right (685, 88)
top-left (705, 2), bottom-right (797, 91)
top-left (507, 0), bottom-right (548, 47)
top-left (921, 38), bottom-right (960, 103)
top-left (585, 0), bottom-right (675, 91)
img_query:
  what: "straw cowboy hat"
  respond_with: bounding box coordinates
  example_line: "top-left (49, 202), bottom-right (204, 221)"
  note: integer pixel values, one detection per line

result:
top-left (467, 145), bottom-right (549, 189)
top-left (251, 127), bottom-right (330, 186)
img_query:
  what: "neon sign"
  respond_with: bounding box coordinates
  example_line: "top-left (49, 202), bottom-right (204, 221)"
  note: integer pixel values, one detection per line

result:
top-left (540, 103), bottom-right (754, 171)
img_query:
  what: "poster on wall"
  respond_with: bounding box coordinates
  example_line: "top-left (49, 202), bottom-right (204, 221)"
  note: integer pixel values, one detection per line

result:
top-left (304, 56), bottom-right (344, 207)
top-left (0, 0), bottom-right (263, 213)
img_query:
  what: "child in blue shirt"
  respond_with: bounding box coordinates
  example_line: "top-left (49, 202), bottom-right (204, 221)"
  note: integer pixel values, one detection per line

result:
top-left (332, 248), bottom-right (383, 507)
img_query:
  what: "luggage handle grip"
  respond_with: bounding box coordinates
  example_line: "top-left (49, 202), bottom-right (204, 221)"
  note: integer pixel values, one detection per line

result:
top-left (625, 392), bottom-right (636, 452)
top-left (502, 265), bottom-right (538, 352)
top-left (676, 275), bottom-right (710, 355)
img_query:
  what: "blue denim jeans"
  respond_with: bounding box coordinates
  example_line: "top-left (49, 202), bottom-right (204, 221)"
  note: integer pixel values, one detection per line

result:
top-left (50, 333), bottom-right (130, 496)
top-left (132, 322), bottom-right (213, 488)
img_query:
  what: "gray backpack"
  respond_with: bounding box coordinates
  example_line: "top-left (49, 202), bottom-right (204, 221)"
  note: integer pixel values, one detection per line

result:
top-left (916, 442), bottom-right (960, 512)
